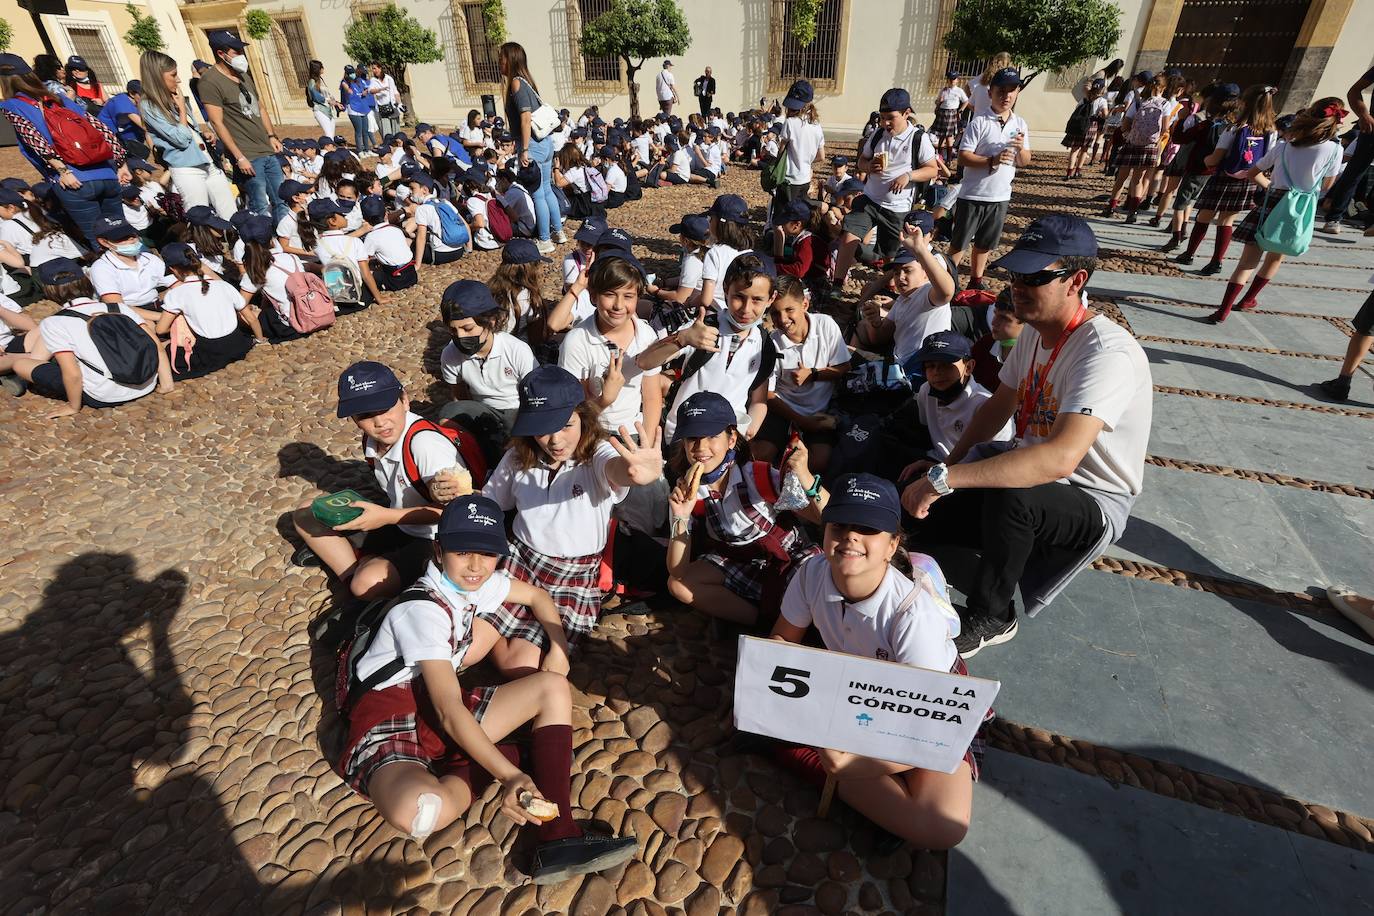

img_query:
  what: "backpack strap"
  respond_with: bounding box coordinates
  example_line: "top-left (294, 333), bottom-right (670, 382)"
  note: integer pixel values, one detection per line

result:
top-left (750, 460), bottom-right (779, 504)
top-left (345, 586), bottom-right (449, 707)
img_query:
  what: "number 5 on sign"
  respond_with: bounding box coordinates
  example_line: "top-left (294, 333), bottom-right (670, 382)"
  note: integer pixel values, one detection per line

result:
top-left (733, 637), bottom-right (1001, 774)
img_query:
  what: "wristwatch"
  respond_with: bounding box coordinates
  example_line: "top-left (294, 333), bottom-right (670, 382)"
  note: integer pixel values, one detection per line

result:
top-left (926, 463), bottom-right (952, 496)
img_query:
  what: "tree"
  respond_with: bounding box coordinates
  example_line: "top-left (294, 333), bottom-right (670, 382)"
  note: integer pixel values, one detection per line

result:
top-left (342, 4), bottom-right (443, 123)
top-left (789, 0), bottom-right (823, 47)
top-left (243, 10), bottom-right (273, 42)
top-left (943, 0), bottom-right (1120, 82)
top-left (0, 18), bottom-right (14, 54)
top-left (123, 2), bottom-right (166, 55)
top-left (580, 0), bottom-right (691, 120)
top-left (482, 0), bottom-right (507, 45)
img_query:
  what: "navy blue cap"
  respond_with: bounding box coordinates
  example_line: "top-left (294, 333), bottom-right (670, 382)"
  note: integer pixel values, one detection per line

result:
top-left (0, 188), bottom-right (25, 207)
top-left (783, 79), bottom-right (814, 111)
top-left (35, 257), bottom-right (83, 286)
top-left (333, 135), bottom-right (346, 145)
top-left (66, 56), bottom-right (89, 70)
top-left (836, 177), bottom-right (865, 196)
top-left (30, 181), bottom-right (52, 200)
top-left (229, 209), bottom-right (253, 230)
top-left (945, 68), bottom-right (960, 80)
top-left (408, 171), bottom-right (436, 190)
top-left (778, 198), bottom-right (811, 225)
top-left (1215, 82), bottom-right (1241, 100)
top-left (337, 361), bottom-right (403, 418)
top-left (830, 155), bottom-right (849, 167)
top-left (913, 329), bottom-right (972, 364)
top-left (277, 179), bottom-right (311, 202)
top-left (127, 158), bottom-right (155, 173)
top-left (316, 136), bottom-right (333, 147)
top-left (511, 365), bottom-right (585, 437)
top-left (343, 64), bottom-right (356, 76)
top-left (359, 194), bottom-right (387, 224)
top-left (1134, 70), bottom-right (1155, 84)
top-left (574, 219), bottom-right (606, 245)
top-left (503, 238), bottom-right (552, 265)
top-left (160, 242), bottom-right (199, 269)
top-left (710, 194), bottom-right (749, 225)
top-left (669, 213), bottom-right (710, 242)
top-left (187, 205), bottom-right (231, 231)
top-left (903, 209), bottom-right (935, 234)
top-left (596, 247), bottom-right (646, 279)
top-left (207, 30), bottom-right (247, 52)
top-left (880, 88), bottom-right (912, 112)
top-left (307, 198), bottom-right (353, 221)
top-left (238, 215), bottom-right (274, 246)
top-left (0, 54), bottom-right (33, 77)
top-left (599, 144), bottom-right (616, 159)
top-left (0, 177), bottom-right (29, 192)
top-left (192, 59), bottom-right (211, 72)
top-left (822, 473), bottom-right (902, 533)
top-left (442, 279), bottom-right (501, 318)
top-left (673, 391), bottom-right (737, 441)
top-left (597, 226), bottom-right (634, 252)
top-left (437, 495), bottom-right (509, 556)
top-left (94, 218), bottom-right (138, 241)
top-left (890, 247), bottom-right (919, 266)
top-left (119, 184), bottom-right (142, 201)
top-left (990, 67), bottom-right (1023, 89)
top-left (992, 215), bottom-right (1098, 274)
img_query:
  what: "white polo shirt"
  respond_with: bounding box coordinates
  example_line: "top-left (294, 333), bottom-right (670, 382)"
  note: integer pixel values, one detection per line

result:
top-left (439, 332), bottom-right (536, 411)
top-left (356, 562), bottom-right (513, 690)
top-left (364, 224), bottom-right (413, 267)
top-left (38, 297), bottom-right (158, 404)
top-left (0, 295), bottom-right (24, 350)
top-left (364, 411), bottom-right (464, 539)
top-left (700, 242), bottom-right (741, 308)
top-left (781, 555), bottom-right (960, 672)
top-left (123, 202), bottom-right (150, 231)
top-left (861, 124), bottom-right (937, 213)
top-left (462, 196), bottom-right (499, 250)
top-left (482, 441), bottom-right (629, 556)
top-left (957, 112), bottom-right (1031, 203)
top-left (915, 378), bottom-right (1011, 460)
top-left (161, 276), bottom-right (246, 339)
top-left (415, 200), bottom-right (468, 254)
top-left (240, 252), bottom-right (303, 325)
top-left (663, 312), bottom-right (771, 441)
top-left (605, 163), bottom-right (628, 192)
top-left (888, 284), bottom-right (952, 366)
top-left (558, 314), bottom-right (662, 431)
top-left (89, 250), bottom-right (169, 307)
top-left (769, 312), bottom-right (848, 416)
top-left (276, 212), bottom-right (303, 251)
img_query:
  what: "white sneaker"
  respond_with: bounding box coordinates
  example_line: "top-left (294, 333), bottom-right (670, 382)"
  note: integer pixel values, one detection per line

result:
top-left (1320, 220), bottom-right (1341, 234)
top-left (536, 239), bottom-right (556, 255)
top-left (553, 231), bottom-right (569, 244)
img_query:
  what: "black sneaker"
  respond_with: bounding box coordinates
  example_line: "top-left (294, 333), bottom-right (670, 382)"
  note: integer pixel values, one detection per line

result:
top-left (1148, 215), bottom-right (1162, 228)
top-left (531, 834), bottom-right (638, 885)
top-left (1123, 209), bottom-right (1138, 225)
top-left (1161, 235), bottom-right (1180, 252)
top-left (1316, 377), bottom-right (1352, 402)
top-left (292, 545), bottom-right (323, 568)
top-left (1199, 260), bottom-right (1223, 276)
top-left (954, 615), bottom-right (1019, 659)
top-left (1174, 252), bottom-right (1194, 265)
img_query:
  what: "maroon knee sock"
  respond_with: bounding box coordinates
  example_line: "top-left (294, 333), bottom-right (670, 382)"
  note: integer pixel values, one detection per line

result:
top-left (771, 744), bottom-right (827, 789)
top-left (1215, 282), bottom-right (1244, 319)
top-left (1184, 221), bottom-right (1209, 256)
top-left (1212, 225), bottom-right (1234, 263)
top-left (530, 725), bottom-right (582, 843)
top-left (1126, 196), bottom-right (1140, 211)
top-left (1239, 276), bottom-right (1270, 307)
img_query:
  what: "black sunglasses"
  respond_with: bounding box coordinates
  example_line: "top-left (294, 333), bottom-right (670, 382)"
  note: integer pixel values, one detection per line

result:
top-left (1007, 267), bottom-right (1074, 287)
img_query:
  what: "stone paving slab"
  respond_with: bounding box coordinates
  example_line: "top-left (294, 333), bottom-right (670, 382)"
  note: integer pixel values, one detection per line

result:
top-left (1091, 270), bottom-right (1369, 317)
top-left (1150, 392), bottom-right (1374, 485)
top-left (1141, 339), bottom-right (1374, 408)
top-left (1116, 296), bottom-right (1355, 356)
top-left (949, 751), bottom-right (1374, 916)
top-left (1108, 465), bottom-right (1374, 596)
top-left (1085, 217), bottom-right (1374, 269)
top-left (965, 571), bottom-right (1374, 814)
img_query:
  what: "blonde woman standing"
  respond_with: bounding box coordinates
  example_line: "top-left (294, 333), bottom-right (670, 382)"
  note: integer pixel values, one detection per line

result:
top-left (137, 51), bottom-right (236, 218)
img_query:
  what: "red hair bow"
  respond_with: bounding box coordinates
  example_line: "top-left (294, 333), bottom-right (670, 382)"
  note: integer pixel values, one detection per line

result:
top-left (1323, 102), bottom-right (1348, 119)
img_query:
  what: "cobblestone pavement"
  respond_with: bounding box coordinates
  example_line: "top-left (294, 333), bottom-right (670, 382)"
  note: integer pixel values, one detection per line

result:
top-left (1, 137), bottom-right (1370, 916)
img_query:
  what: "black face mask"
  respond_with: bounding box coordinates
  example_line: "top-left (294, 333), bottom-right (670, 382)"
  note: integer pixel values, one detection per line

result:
top-left (929, 373), bottom-right (970, 405)
top-left (454, 333), bottom-right (485, 355)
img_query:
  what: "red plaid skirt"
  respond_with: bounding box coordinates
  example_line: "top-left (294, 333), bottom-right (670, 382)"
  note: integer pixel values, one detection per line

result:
top-left (1114, 142), bottom-right (1159, 170)
top-left (1234, 187), bottom-right (1288, 244)
top-left (1060, 120), bottom-right (1099, 149)
top-left (932, 107), bottom-right (962, 139)
top-left (1196, 172), bottom-right (1257, 214)
top-left (340, 679), bottom-right (498, 796)
top-left (490, 538), bottom-right (602, 649)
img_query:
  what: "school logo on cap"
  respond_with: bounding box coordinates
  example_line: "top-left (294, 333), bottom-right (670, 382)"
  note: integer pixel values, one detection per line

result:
top-left (525, 394), bottom-right (547, 407)
top-left (347, 374), bottom-right (377, 392)
top-left (684, 407), bottom-right (707, 417)
top-left (1020, 230), bottom-right (1044, 245)
top-left (928, 339), bottom-right (950, 350)
top-left (846, 427), bottom-right (869, 442)
top-left (846, 479), bottom-right (882, 501)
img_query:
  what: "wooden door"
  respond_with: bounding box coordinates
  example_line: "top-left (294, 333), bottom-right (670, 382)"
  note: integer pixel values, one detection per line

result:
top-left (1165, 0), bottom-right (1312, 88)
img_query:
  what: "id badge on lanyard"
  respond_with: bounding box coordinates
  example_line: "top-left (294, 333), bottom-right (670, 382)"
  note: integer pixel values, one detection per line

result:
top-left (1014, 305), bottom-right (1089, 439)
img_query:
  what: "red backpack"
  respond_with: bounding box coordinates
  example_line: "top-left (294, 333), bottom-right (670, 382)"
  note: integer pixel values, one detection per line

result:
top-left (480, 195), bottom-right (515, 243)
top-left (37, 97), bottom-right (114, 167)
top-left (365, 418), bottom-right (490, 502)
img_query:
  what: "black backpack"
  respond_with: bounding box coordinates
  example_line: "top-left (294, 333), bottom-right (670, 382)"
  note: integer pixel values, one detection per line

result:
top-left (1065, 99), bottom-right (1092, 135)
top-left (57, 303), bottom-right (159, 386)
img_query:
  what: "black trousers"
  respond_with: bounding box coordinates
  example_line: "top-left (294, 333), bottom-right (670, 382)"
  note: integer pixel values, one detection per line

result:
top-left (1324, 132), bottom-right (1374, 223)
top-left (907, 483), bottom-right (1106, 622)
top-left (698, 95), bottom-right (712, 118)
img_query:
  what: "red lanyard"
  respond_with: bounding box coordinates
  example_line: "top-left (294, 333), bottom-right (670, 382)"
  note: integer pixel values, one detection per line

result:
top-left (1014, 305), bottom-right (1089, 439)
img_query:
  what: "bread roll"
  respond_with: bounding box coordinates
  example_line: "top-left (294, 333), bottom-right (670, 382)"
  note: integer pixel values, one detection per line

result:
top-left (519, 791), bottom-right (560, 822)
top-left (685, 461), bottom-right (705, 494)
top-left (433, 465), bottom-right (473, 498)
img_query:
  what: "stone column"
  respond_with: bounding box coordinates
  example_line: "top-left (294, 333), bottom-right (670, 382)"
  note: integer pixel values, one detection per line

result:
top-left (1133, 0), bottom-right (1186, 76)
top-left (1276, 0), bottom-right (1355, 113)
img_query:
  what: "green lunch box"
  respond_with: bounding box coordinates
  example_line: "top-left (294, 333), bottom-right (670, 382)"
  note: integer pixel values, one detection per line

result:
top-left (312, 489), bottom-right (365, 527)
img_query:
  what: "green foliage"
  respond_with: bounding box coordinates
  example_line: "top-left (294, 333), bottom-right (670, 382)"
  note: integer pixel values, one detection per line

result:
top-left (342, 4), bottom-right (442, 77)
top-left (789, 0), bottom-right (823, 49)
top-left (0, 18), bottom-right (13, 54)
top-left (482, 0), bottom-right (507, 46)
top-left (123, 3), bottom-right (166, 55)
top-left (580, 0), bottom-right (691, 66)
top-left (243, 9), bottom-right (273, 42)
top-left (942, 0), bottom-right (1121, 74)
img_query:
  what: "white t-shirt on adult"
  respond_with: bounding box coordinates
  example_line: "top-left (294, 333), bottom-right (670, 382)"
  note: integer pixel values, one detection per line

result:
top-left (862, 124), bottom-right (938, 213)
top-left (240, 251), bottom-right (304, 324)
top-left (958, 112), bottom-right (1031, 203)
top-left (781, 555), bottom-right (960, 673)
top-left (700, 242), bottom-right (742, 308)
top-left (769, 312), bottom-right (848, 415)
top-left (916, 377), bottom-right (1011, 460)
top-left (656, 69), bottom-right (676, 102)
top-left (365, 224), bottom-right (413, 266)
top-left (781, 117), bottom-right (825, 184)
top-left (161, 276), bottom-right (246, 339)
top-left (370, 74), bottom-right (399, 107)
top-left (482, 441), bottom-right (629, 556)
top-left (889, 285), bottom-right (952, 366)
top-left (355, 562), bottom-right (513, 691)
top-left (998, 314), bottom-right (1152, 540)
top-left (38, 297), bottom-right (157, 404)
top-left (937, 86), bottom-right (969, 110)
top-left (558, 314), bottom-right (663, 431)
top-left (1256, 139), bottom-right (1343, 191)
top-left (89, 251), bottom-right (168, 307)
top-left (439, 332), bottom-right (536, 411)
top-left (364, 411), bottom-right (464, 539)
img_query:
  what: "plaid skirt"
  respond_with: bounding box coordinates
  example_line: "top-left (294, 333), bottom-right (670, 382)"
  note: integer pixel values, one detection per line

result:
top-left (952, 655), bottom-right (988, 781)
top-left (932, 107), bottom-right (962, 139)
top-left (489, 538), bottom-right (602, 650)
top-left (1060, 120), bottom-right (1099, 149)
top-left (340, 679), bottom-right (498, 796)
top-left (1233, 187), bottom-right (1286, 244)
top-left (1196, 172), bottom-right (1257, 214)
top-left (703, 541), bottom-right (822, 609)
top-left (1113, 142), bottom-right (1159, 170)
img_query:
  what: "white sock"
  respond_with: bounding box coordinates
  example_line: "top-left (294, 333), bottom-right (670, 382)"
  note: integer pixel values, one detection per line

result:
top-left (410, 792), bottom-right (442, 839)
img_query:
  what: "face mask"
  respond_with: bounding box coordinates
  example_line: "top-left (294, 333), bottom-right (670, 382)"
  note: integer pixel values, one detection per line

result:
top-left (998, 338), bottom-right (1016, 352)
top-left (228, 55), bottom-right (250, 74)
top-left (454, 333), bottom-right (485, 355)
top-left (929, 373), bottom-right (970, 405)
top-left (73, 74), bottom-right (90, 84)
top-left (440, 569), bottom-right (477, 593)
top-left (723, 309), bottom-right (760, 333)
top-left (114, 241), bottom-right (143, 257)
top-left (412, 191), bottom-right (429, 204)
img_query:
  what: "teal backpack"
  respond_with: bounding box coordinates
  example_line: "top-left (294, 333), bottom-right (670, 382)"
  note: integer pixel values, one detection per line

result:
top-left (1256, 146), bottom-right (1327, 257)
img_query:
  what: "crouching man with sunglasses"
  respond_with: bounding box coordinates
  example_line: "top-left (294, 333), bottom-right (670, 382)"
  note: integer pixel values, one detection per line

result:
top-left (898, 215), bottom-right (1153, 657)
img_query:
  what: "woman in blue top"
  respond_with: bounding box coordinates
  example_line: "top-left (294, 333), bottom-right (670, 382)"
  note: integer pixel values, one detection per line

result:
top-left (0, 60), bottom-right (129, 244)
top-left (340, 65), bottom-right (375, 155)
top-left (137, 51), bottom-right (237, 219)
top-left (500, 42), bottom-right (564, 254)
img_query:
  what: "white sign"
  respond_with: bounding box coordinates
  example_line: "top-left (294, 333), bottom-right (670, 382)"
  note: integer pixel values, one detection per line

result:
top-left (732, 636), bottom-right (1000, 774)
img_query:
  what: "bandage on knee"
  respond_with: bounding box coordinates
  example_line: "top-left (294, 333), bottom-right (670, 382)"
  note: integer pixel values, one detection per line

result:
top-left (410, 792), bottom-right (442, 839)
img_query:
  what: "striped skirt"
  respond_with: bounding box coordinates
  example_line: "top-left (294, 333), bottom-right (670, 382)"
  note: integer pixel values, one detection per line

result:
top-left (489, 538), bottom-right (603, 650)
top-left (932, 107), bottom-right (962, 139)
top-left (1196, 172), bottom-right (1258, 214)
top-left (1113, 142), bottom-right (1159, 170)
top-left (1060, 120), bottom-right (1100, 149)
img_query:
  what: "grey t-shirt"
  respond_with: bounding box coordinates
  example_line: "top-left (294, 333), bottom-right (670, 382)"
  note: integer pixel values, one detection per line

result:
top-left (198, 66), bottom-right (273, 160)
top-left (505, 78), bottom-right (541, 151)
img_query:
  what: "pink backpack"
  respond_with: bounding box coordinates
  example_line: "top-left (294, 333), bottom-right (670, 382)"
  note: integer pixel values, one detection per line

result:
top-left (272, 261), bottom-right (336, 333)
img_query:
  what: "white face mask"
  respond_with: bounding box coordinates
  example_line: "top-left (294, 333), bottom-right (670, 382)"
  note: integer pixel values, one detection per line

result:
top-left (228, 54), bottom-right (249, 74)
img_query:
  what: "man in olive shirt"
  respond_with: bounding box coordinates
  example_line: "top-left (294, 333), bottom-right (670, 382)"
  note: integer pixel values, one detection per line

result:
top-left (199, 30), bottom-right (287, 221)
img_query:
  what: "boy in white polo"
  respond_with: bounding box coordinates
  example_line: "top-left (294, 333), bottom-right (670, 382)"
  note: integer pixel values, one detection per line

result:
top-left (911, 330), bottom-right (1012, 460)
top-left (951, 68), bottom-right (1032, 289)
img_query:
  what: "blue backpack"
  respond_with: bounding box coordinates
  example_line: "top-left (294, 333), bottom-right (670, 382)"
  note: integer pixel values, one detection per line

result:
top-left (426, 199), bottom-right (471, 248)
